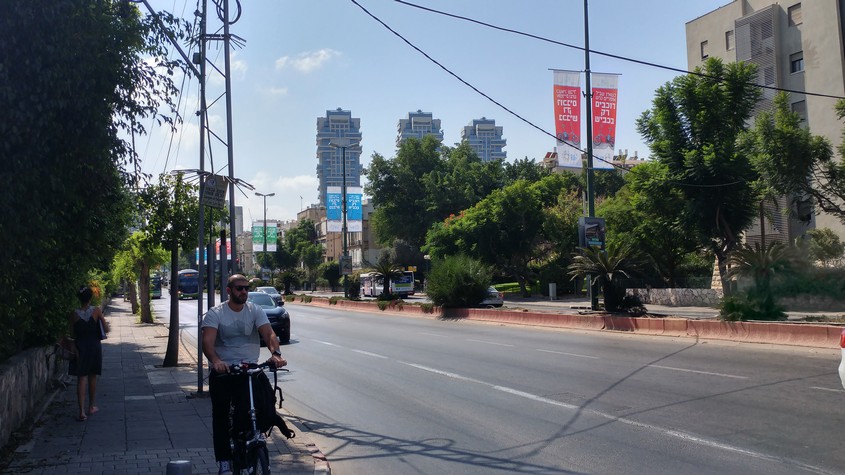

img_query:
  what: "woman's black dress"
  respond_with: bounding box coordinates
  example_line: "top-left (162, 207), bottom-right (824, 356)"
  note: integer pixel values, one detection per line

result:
top-left (68, 307), bottom-right (102, 376)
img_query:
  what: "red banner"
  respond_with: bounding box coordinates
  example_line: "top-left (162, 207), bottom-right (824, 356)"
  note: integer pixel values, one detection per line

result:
top-left (553, 70), bottom-right (581, 168)
top-left (590, 73), bottom-right (619, 169)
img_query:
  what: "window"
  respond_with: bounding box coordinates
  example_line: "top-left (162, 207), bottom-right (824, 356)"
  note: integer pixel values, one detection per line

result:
top-left (700, 40), bottom-right (709, 59)
top-left (788, 4), bottom-right (802, 26)
top-left (791, 101), bottom-right (807, 122)
top-left (790, 52), bottom-right (804, 73)
top-left (725, 30), bottom-right (735, 51)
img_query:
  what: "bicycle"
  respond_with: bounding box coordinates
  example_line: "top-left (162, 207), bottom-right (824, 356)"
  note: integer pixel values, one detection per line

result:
top-left (225, 361), bottom-right (292, 475)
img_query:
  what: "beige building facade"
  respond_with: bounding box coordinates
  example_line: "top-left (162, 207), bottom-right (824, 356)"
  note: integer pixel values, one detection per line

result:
top-left (686, 0), bottom-right (845, 242)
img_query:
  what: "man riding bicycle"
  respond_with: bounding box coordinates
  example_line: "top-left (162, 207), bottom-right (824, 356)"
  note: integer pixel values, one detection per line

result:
top-left (202, 274), bottom-right (287, 475)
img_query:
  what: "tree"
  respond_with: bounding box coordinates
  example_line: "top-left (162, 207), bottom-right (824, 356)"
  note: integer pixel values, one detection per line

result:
top-left (636, 57), bottom-right (762, 293)
top-left (599, 161), bottom-right (703, 286)
top-left (504, 157), bottom-right (551, 184)
top-left (318, 261), bottom-right (341, 291)
top-left (567, 244), bottom-right (640, 311)
top-left (366, 136), bottom-right (509, 249)
top-left (740, 92), bottom-right (837, 226)
top-left (113, 232), bottom-right (169, 323)
top-left (425, 174), bottom-right (571, 296)
top-left (806, 228), bottom-right (845, 267)
top-left (138, 173), bottom-right (199, 366)
top-left (0, 1), bottom-right (188, 360)
top-left (724, 242), bottom-right (798, 320)
top-left (368, 254), bottom-right (406, 299)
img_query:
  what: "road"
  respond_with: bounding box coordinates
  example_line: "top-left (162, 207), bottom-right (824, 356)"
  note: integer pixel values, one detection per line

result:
top-left (154, 292), bottom-right (845, 474)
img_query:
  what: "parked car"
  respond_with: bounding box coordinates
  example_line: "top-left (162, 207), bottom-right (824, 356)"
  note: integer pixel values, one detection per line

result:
top-left (256, 286), bottom-right (283, 306)
top-left (481, 286), bottom-right (504, 308)
top-left (247, 291), bottom-right (291, 344)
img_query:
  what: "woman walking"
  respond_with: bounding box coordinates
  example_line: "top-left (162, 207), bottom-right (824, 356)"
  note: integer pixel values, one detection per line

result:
top-left (69, 286), bottom-right (104, 421)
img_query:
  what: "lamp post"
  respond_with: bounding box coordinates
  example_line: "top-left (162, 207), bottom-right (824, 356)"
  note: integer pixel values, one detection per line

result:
top-left (255, 192), bottom-right (275, 275)
top-left (328, 139), bottom-right (359, 298)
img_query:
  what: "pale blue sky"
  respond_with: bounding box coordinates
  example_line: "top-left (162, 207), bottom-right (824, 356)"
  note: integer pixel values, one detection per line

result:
top-left (139, 0), bottom-right (728, 225)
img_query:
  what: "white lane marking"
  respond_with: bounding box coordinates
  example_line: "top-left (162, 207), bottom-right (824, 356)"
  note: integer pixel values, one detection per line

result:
top-left (537, 349), bottom-right (600, 359)
top-left (401, 363), bottom-right (487, 385)
top-left (811, 386), bottom-right (845, 393)
top-left (492, 386), bottom-right (578, 410)
top-left (648, 364), bottom-right (747, 380)
top-left (351, 349), bottom-right (388, 359)
top-left (465, 339), bottom-right (514, 347)
top-left (400, 362), bottom-right (830, 473)
top-left (314, 340), bottom-right (343, 348)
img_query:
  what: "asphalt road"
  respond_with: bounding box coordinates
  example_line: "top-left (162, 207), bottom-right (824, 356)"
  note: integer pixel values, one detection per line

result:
top-left (154, 292), bottom-right (845, 474)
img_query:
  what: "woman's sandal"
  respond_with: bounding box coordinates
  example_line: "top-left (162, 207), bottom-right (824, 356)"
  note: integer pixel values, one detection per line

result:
top-left (77, 414), bottom-right (87, 422)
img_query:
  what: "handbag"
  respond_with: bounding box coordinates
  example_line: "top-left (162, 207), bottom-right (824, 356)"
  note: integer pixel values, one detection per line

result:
top-left (55, 337), bottom-right (77, 360)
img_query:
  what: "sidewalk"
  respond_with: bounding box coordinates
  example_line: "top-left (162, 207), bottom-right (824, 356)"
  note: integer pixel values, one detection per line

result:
top-left (3, 298), bottom-right (329, 475)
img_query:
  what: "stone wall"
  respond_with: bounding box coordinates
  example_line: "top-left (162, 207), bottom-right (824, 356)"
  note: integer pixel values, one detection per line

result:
top-left (0, 346), bottom-right (66, 450)
top-left (628, 288), bottom-right (723, 307)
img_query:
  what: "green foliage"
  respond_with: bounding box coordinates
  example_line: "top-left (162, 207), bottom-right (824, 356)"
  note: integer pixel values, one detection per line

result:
top-left (600, 162), bottom-right (703, 287)
top-left (0, 1), bottom-right (188, 361)
top-left (376, 301), bottom-right (389, 311)
top-left (328, 296), bottom-right (341, 305)
top-left (806, 228), bottom-right (845, 267)
top-left (769, 267), bottom-right (845, 300)
top-left (319, 261), bottom-right (341, 291)
top-left (369, 253), bottom-right (406, 298)
top-left (567, 244), bottom-right (641, 311)
top-left (425, 174), bottom-right (577, 297)
top-left (420, 303), bottom-right (435, 313)
top-left (366, 136), bottom-right (510, 248)
top-left (718, 293), bottom-right (787, 322)
top-left (425, 255), bottom-right (492, 307)
top-left (636, 57), bottom-right (762, 293)
top-left (723, 242), bottom-right (797, 321)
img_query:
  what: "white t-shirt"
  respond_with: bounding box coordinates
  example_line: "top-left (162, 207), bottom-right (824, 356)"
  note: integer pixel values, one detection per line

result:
top-left (201, 301), bottom-right (270, 365)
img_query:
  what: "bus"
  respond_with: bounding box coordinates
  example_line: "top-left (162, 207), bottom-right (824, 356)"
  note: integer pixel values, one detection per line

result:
top-left (150, 274), bottom-right (162, 299)
top-left (178, 269), bottom-right (199, 299)
top-left (360, 271), bottom-right (415, 298)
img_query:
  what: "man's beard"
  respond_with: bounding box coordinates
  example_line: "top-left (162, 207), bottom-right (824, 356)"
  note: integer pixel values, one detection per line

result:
top-left (229, 292), bottom-right (248, 305)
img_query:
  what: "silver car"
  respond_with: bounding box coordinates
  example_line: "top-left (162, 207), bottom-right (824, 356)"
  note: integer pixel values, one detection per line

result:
top-left (481, 286), bottom-right (504, 307)
top-left (256, 286), bottom-right (283, 306)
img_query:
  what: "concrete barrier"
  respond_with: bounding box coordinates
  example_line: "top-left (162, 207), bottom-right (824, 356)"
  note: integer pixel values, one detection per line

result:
top-left (288, 297), bottom-right (842, 348)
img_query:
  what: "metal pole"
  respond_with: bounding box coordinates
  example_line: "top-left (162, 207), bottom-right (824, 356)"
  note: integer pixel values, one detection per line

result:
top-left (583, 0), bottom-right (599, 311)
top-left (342, 145), bottom-right (349, 299)
top-left (263, 197), bottom-right (268, 269)
top-left (223, 0), bottom-right (238, 276)
top-left (195, 0), bottom-right (208, 396)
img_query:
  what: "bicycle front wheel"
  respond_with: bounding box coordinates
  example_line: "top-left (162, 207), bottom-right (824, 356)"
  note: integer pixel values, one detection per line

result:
top-left (239, 444), bottom-right (270, 475)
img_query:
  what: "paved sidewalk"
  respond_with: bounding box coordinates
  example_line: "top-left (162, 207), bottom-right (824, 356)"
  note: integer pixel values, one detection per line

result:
top-left (4, 298), bottom-right (329, 475)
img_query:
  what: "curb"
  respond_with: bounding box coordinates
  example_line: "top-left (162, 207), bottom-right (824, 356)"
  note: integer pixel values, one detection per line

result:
top-left (289, 297), bottom-right (842, 348)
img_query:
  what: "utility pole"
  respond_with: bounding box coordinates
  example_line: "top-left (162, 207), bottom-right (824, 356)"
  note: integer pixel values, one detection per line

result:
top-left (328, 139), bottom-right (359, 298)
top-left (255, 192), bottom-right (275, 273)
top-left (583, 0), bottom-right (599, 311)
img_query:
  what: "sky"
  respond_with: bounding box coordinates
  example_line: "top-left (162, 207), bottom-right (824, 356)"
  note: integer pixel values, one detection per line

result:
top-left (138, 0), bottom-right (730, 227)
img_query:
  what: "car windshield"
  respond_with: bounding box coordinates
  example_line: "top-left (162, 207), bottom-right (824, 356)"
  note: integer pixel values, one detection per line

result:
top-left (257, 287), bottom-right (278, 294)
top-left (248, 293), bottom-right (276, 308)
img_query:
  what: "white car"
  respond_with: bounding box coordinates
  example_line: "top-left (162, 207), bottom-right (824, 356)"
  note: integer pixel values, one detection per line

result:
top-left (481, 286), bottom-right (504, 307)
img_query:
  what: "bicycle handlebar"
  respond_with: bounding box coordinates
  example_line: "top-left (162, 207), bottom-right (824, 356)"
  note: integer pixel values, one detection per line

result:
top-left (227, 361), bottom-right (289, 375)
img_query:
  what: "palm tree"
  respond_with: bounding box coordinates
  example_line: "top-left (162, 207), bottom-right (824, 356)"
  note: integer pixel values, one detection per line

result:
top-left (567, 244), bottom-right (640, 311)
top-left (726, 241), bottom-right (798, 320)
top-left (370, 256), bottom-right (405, 299)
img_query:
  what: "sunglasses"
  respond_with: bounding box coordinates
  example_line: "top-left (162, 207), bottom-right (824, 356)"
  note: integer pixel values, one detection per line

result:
top-left (231, 285), bottom-right (249, 292)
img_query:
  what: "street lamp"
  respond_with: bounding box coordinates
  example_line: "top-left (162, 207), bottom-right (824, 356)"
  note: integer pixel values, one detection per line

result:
top-left (328, 139), bottom-right (359, 298)
top-left (255, 191), bottom-right (275, 274)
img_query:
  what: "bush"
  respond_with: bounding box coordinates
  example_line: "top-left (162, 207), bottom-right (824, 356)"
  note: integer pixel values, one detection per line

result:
top-left (618, 294), bottom-right (647, 317)
top-left (420, 303), bottom-right (435, 313)
top-left (328, 296), bottom-right (341, 305)
top-left (719, 293), bottom-right (787, 321)
top-left (425, 254), bottom-right (492, 307)
top-left (377, 300), bottom-right (389, 311)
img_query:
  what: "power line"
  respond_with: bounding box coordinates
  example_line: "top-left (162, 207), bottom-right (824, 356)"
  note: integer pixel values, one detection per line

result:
top-left (393, 0), bottom-right (845, 101)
